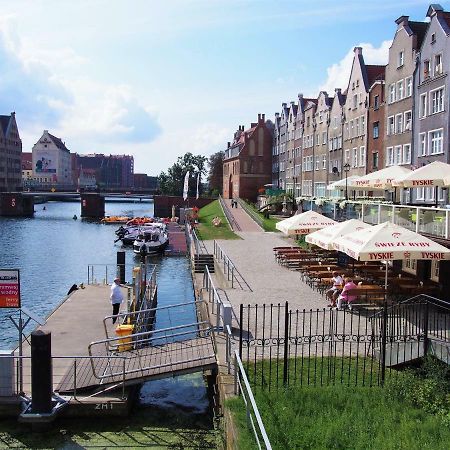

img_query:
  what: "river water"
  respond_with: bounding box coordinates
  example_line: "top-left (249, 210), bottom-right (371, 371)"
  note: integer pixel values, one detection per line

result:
top-left (0, 200), bottom-right (215, 446)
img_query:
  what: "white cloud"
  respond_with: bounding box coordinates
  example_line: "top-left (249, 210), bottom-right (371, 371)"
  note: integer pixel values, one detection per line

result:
top-left (320, 40), bottom-right (391, 94)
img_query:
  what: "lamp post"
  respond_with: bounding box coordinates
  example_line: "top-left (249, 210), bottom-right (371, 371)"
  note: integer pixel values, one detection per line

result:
top-left (343, 163), bottom-right (351, 200)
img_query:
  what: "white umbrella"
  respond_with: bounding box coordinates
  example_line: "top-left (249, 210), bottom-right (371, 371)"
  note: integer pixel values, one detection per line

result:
top-left (333, 221), bottom-right (450, 291)
top-left (305, 219), bottom-right (371, 250)
top-left (275, 210), bottom-right (336, 235)
top-left (327, 176), bottom-right (360, 190)
top-left (351, 165), bottom-right (412, 190)
top-left (393, 161), bottom-right (450, 188)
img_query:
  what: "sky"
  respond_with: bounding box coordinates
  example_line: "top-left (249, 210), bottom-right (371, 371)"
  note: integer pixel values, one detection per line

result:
top-left (0, 0), bottom-right (437, 175)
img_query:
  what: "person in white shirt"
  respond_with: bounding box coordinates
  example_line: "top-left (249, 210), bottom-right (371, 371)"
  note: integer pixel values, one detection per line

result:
top-left (326, 271), bottom-right (343, 307)
top-left (110, 277), bottom-right (124, 324)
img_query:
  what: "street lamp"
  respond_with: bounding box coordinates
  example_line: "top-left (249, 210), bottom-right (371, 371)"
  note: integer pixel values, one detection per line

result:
top-left (343, 163), bottom-right (351, 200)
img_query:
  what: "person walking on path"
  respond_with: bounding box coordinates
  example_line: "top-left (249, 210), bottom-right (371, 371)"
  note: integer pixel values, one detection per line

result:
top-left (110, 277), bottom-right (124, 324)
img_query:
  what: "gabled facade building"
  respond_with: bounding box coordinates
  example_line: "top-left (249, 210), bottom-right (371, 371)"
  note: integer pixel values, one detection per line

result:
top-left (385, 16), bottom-right (427, 175)
top-left (0, 112), bottom-right (22, 192)
top-left (301, 99), bottom-right (317, 197)
top-left (285, 101), bottom-right (298, 196)
top-left (272, 113), bottom-right (281, 187)
top-left (368, 77), bottom-right (386, 172)
top-left (328, 89), bottom-right (346, 186)
top-left (414, 4), bottom-right (450, 204)
top-left (278, 103), bottom-right (290, 191)
top-left (343, 47), bottom-right (385, 177)
top-left (223, 114), bottom-right (273, 201)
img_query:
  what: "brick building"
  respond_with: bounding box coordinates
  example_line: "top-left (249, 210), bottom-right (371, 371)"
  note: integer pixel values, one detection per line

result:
top-left (0, 112), bottom-right (22, 192)
top-left (223, 114), bottom-right (273, 201)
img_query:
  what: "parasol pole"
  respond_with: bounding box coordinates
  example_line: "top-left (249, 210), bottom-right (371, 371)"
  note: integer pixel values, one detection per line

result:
top-left (384, 260), bottom-right (389, 297)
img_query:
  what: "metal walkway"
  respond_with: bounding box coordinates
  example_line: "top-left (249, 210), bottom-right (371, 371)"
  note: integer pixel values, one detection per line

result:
top-left (57, 304), bottom-right (217, 394)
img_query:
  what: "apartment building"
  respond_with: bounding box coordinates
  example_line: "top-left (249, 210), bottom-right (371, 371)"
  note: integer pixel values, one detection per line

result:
top-left (414, 4), bottom-right (450, 204)
top-left (285, 101), bottom-right (298, 196)
top-left (0, 113), bottom-right (22, 192)
top-left (301, 99), bottom-right (317, 197)
top-left (223, 114), bottom-right (273, 201)
top-left (314, 92), bottom-right (332, 197)
top-left (385, 16), bottom-right (427, 175)
top-left (368, 78), bottom-right (386, 172)
top-left (328, 89), bottom-right (346, 186)
top-left (343, 47), bottom-right (385, 177)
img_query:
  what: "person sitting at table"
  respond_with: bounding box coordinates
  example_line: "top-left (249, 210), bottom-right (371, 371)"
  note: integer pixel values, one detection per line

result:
top-left (336, 277), bottom-right (358, 311)
top-left (326, 271), bottom-right (343, 307)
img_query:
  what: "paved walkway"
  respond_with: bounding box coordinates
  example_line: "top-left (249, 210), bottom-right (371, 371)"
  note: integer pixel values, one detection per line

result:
top-left (223, 199), bottom-right (262, 232)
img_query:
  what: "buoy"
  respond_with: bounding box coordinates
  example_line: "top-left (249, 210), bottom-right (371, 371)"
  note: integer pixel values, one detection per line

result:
top-left (73, 215), bottom-right (77, 220)
top-left (43, 206), bottom-right (46, 211)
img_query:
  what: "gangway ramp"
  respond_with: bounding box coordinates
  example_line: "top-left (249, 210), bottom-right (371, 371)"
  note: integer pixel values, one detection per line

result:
top-left (57, 321), bottom-right (217, 393)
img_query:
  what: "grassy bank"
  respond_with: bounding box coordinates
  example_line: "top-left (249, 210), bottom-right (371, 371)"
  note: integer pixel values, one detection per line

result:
top-left (0, 406), bottom-right (218, 449)
top-left (242, 201), bottom-right (280, 232)
top-left (196, 200), bottom-right (239, 240)
top-left (228, 356), bottom-right (450, 449)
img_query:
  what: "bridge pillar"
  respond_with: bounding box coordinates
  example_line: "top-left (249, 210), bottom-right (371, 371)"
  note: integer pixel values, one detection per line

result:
top-left (0, 193), bottom-right (34, 217)
top-left (81, 193), bottom-right (105, 218)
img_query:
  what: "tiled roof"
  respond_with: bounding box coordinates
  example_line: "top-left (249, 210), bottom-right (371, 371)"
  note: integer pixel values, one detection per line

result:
top-left (441, 12), bottom-right (450, 33)
top-left (408, 21), bottom-right (429, 48)
top-left (0, 115), bottom-right (10, 135)
top-left (48, 132), bottom-right (70, 152)
top-left (366, 65), bottom-right (385, 86)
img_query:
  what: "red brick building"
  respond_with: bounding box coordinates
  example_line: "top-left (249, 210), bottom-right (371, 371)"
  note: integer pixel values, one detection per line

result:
top-left (367, 74), bottom-right (386, 172)
top-left (223, 114), bottom-right (273, 201)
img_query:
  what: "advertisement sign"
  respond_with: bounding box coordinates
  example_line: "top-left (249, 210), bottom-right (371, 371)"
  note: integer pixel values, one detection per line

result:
top-left (0, 269), bottom-right (20, 308)
top-left (35, 151), bottom-right (57, 173)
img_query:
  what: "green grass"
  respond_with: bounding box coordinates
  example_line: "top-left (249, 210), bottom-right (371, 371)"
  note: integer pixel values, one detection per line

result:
top-left (0, 406), bottom-right (218, 449)
top-left (242, 201), bottom-right (280, 232)
top-left (227, 357), bottom-right (450, 450)
top-left (196, 200), bottom-right (240, 240)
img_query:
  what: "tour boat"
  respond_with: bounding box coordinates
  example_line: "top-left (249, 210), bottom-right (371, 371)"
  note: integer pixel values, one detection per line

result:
top-left (132, 227), bottom-right (169, 255)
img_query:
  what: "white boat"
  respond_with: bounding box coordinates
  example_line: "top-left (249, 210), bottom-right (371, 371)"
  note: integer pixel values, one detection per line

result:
top-left (133, 227), bottom-right (169, 255)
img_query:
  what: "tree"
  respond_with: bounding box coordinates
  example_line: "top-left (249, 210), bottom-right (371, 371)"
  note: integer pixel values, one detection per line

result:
top-left (207, 150), bottom-right (224, 196)
top-left (157, 152), bottom-right (207, 197)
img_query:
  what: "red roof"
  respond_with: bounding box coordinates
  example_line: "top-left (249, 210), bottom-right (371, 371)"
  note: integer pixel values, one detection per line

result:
top-left (366, 65), bottom-right (385, 86)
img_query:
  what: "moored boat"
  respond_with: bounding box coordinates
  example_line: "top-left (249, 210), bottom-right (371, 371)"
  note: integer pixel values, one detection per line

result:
top-left (132, 227), bottom-right (169, 255)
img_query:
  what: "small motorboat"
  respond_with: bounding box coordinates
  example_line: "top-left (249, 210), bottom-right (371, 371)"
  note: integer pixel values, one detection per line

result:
top-left (115, 222), bottom-right (167, 246)
top-left (133, 227), bottom-right (169, 255)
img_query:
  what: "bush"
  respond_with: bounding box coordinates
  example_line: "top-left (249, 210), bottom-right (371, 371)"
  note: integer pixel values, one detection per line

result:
top-left (385, 356), bottom-right (450, 421)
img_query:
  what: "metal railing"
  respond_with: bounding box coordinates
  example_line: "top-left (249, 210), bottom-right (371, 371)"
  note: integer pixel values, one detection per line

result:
top-left (213, 241), bottom-right (252, 291)
top-left (185, 220), bottom-right (208, 255)
top-left (87, 263), bottom-right (137, 285)
top-left (237, 198), bottom-right (264, 229)
top-left (219, 194), bottom-right (241, 231)
top-left (234, 349), bottom-right (272, 450)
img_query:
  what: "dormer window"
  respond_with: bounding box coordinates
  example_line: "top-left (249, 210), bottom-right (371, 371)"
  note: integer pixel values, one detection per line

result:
top-left (398, 50), bottom-right (404, 68)
top-left (356, 79), bottom-right (359, 87)
top-left (431, 33), bottom-right (436, 44)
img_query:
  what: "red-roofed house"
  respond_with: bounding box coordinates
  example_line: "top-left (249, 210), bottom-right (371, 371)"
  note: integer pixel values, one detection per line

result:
top-left (223, 114), bottom-right (273, 201)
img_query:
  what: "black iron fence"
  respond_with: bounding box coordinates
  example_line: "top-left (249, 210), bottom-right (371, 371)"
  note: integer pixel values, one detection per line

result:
top-left (238, 296), bottom-right (450, 390)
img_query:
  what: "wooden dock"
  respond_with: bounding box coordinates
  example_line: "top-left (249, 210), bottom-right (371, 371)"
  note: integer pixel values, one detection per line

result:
top-left (165, 222), bottom-right (188, 256)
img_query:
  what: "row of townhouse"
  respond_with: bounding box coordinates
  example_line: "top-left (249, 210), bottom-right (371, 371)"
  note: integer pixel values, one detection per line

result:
top-left (273, 4), bottom-right (450, 205)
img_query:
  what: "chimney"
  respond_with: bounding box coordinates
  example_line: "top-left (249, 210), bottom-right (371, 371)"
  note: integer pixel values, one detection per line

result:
top-left (44, 130), bottom-right (48, 133)
top-left (290, 101), bottom-right (295, 106)
top-left (262, 114), bottom-right (265, 122)
top-left (354, 46), bottom-right (363, 56)
top-left (282, 102), bottom-right (287, 108)
top-left (227, 142), bottom-right (230, 148)
top-left (395, 15), bottom-right (409, 27)
top-left (275, 112), bottom-right (280, 118)
top-left (298, 93), bottom-right (303, 100)
top-left (251, 122), bottom-right (257, 128)
top-left (335, 88), bottom-right (341, 94)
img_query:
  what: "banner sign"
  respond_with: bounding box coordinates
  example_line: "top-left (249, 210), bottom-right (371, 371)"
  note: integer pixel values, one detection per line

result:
top-left (0, 269), bottom-right (20, 308)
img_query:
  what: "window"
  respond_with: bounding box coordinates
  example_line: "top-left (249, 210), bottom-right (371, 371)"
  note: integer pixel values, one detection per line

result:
top-left (361, 116), bottom-right (365, 135)
top-left (431, 33), bottom-right (436, 44)
top-left (429, 129), bottom-right (443, 155)
top-left (434, 54), bottom-right (442, 76)
top-left (405, 77), bottom-right (412, 97)
top-left (419, 133), bottom-right (426, 156)
top-left (403, 259), bottom-right (417, 275)
top-left (431, 260), bottom-right (440, 282)
top-left (403, 144), bottom-right (411, 164)
top-left (373, 122), bottom-right (379, 139)
top-left (322, 155), bottom-right (327, 169)
top-left (387, 116), bottom-right (395, 135)
top-left (373, 152), bottom-right (379, 170)
top-left (397, 80), bottom-right (404, 100)
top-left (353, 94), bottom-right (358, 109)
top-left (404, 111), bottom-right (412, 131)
top-left (398, 50), bottom-right (404, 67)
top-left (359, 146), bottom-right (366, 167)
top-left (430, 87), bottom-right (444, 114)
top-left (319, 111), bottom-right (323, 123)
top-left (419, 93), bottom-right (427, 118)
top-left (322, 131), bottom-right (326, 145)
top-left (356, 118), bottom-right (360, 136)
top-left (395, 114), bottom-right (403, 134)
top-left (424, 60), bottom-right (430, 79)
top-left (345, 149), bottom-right (350, 163)
top-left (374, 95), bottom-right (379, 110)
top-left (352, 148), bottom-right (358, 168)
top-left (387, 147), bottom-right (393, 166)
top-left (315, 156), bottom-right (320, 170)
top-left (389, 84), bottom-right (396, 103)
top-left (350, 120), bottom-right (354, 138)
top-left (394, 145), bottom-right (402, 165)
top-left (333, 116), bottom-right (338, 128)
